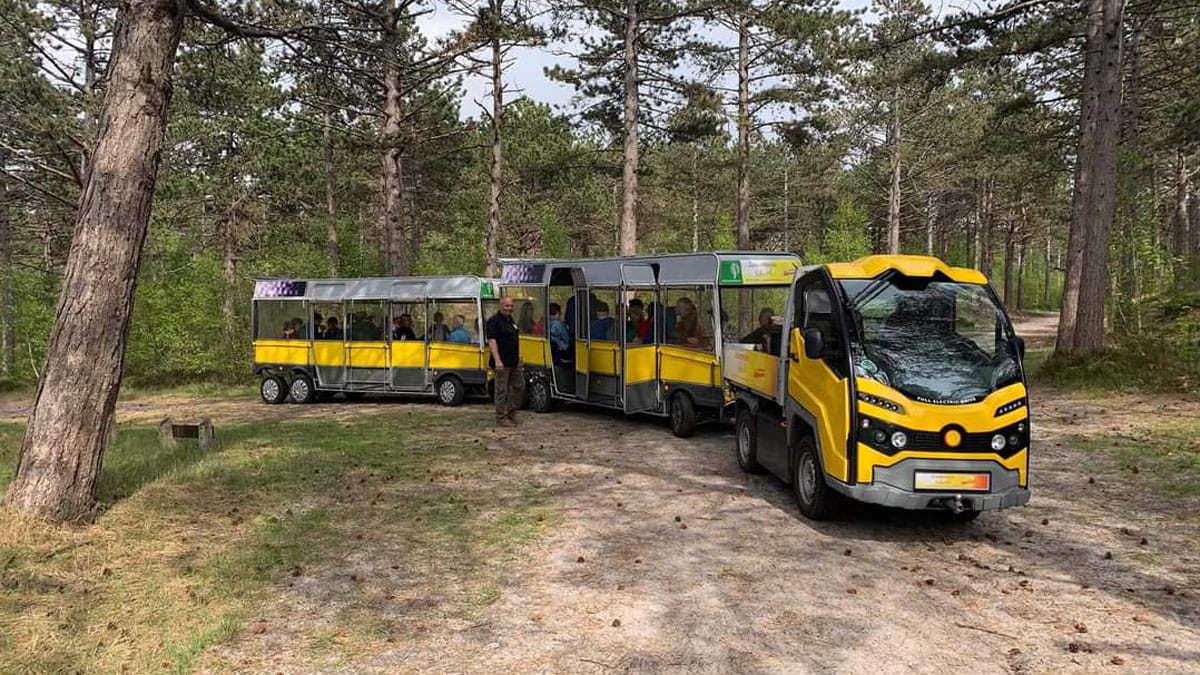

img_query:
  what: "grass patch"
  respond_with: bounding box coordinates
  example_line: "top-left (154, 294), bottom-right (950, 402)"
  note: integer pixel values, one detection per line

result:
top-left (0, 408), bottom-right (555, 673)
top-left (1069, 422), bottom-right (1200, 499)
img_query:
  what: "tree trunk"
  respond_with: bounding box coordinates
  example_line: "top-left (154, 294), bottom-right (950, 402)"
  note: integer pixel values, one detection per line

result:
top-left (735, 10), bottom-right (751, 250)
top-left (782, 163), bottom-right (790, 252)
top-left (619, 0), bottom-right (639, 256)
top-left (221, 201), bottom-right (238, 341)
top-left (381, 4), bottom-right (408, 276)
top-left (4, 0), bottom-right (184, 522)
top-left (886, 90), bottom-right (901, 254)
top-left (691, 145), bottom-right (699, 252)
top-left (924, 192), bottom-right (936, 256)
top-left (1003, 212), bottom-right (1016, 306)
top-left (1043, 232), bottom-right (1053, 310)
top-left (1189, 183), bottom-right (1200, 287)
top-left (485, 27), bottom-right (503, 276)
top-left (1057, 0), bottom-right (1126, 355)
top-left (322, 109), bottom-right (340, 276)
top-left (1173, 156), bottom-right (1190, 285)
top-left (1016, 236), bottom-right (1026, 311)
top-left (0, 152), bottom-right (12, 378)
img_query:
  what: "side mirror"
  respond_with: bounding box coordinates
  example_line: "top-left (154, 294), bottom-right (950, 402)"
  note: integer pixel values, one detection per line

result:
top-left (1013, 336), bottom-right (1026, 359)
top-left (803, 328), bottom-right (825, 360)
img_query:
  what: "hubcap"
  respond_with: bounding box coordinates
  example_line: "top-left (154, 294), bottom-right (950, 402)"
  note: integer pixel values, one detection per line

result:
top-left (440, 380), bottom-right (455, 401)
top-left (798, 454), bottom-right (818, 504)
top-left (737, 422), bottom-right (751, 464)
top-left (292, 379), bottom-right (309, 400)
top-left (262, 379), bottom-right (279, 400)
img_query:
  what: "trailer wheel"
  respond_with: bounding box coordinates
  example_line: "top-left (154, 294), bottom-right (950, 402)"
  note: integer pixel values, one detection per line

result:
top-left (289, 373), bottom-right (317, 403)
top-left (793, 436), bottom-right (841, 520)
top-left (260, 375), bottom-right (288, 405)
top-left (735, 405), bottom-right (763, 473)
top-left (669, 391), bottom-right (696, 438)
top-left (527, 376), bottom-right (554, 413)
top-left (436, 375), bottom-right (466, 407)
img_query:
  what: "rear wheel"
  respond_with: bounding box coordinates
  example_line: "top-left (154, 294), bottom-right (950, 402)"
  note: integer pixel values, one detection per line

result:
top-left (260, 375), bottom-right (288, 405)
top-left (527, 376), bottom-right (554, 413)
top-left (735, 406), bottom-right (763, 473)
top-left (289, 373), bottom-right (317, 403)
top-left (793, 436), bottom-right (841, 520)
top-left (436, 375), bottom-right (465, 407)
top-left (669, 391), bottom-right (696, 438)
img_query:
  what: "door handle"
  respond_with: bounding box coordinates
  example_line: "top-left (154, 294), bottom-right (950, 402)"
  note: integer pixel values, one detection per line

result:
top-left (789, 352), bottom-right (800, 363)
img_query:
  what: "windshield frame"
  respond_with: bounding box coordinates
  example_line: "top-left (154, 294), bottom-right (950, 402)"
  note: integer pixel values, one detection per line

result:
top-left (838, 272), bottom-right (1025, 405)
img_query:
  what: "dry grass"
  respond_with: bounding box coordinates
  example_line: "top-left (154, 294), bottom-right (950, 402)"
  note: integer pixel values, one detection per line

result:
top-left (0, 409), bottom-right (555, 674)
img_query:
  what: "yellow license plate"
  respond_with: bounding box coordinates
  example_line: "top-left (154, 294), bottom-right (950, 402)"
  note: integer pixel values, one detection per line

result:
top-left (914, 472), bottom-right (990, 491)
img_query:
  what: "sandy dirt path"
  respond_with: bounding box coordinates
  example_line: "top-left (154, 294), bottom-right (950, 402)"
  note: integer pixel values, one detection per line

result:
top-left (7, 317), bottom-right (1200, 673)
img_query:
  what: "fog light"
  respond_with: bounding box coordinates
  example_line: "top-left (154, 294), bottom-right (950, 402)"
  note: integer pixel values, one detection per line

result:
top-left (991, 434), bottom-right (1006, 451)
top-left (861, 417), bottom-right (871, 429)
top-left (872, 429), bottom-right (887, 445)
top-left (890, 431), bottom-right (908, 449)
top-left (1008, 434), bottom-right (1021, 448)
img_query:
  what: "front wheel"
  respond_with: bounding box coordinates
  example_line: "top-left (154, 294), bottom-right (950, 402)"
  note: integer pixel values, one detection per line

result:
top-left (669, 392), bottom-right (696, 438)
top-left (527, 376), bottom-right (554, 413)
top-left (289, 373), bottom-right (317, 403)
top-left (735, 406), bottom-right (763, 473)
top-left (793, 436), bottom-right (841, 521)
top-left (260, 375), bottom-right (288, 404)
top-left (436, 375), bottom-right (466, 407)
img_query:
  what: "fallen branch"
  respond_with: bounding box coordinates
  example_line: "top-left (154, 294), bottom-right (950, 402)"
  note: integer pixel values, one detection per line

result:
top-left (37, 541), bottom-right (93, 562)
top-left (954, 622), bottom-right (1020, 640)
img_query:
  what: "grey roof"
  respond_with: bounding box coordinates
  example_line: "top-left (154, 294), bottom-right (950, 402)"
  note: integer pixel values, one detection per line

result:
top-left (498, 252), bottom-right (801, 286)
top-left (252, 276), bottom-right (497, 300)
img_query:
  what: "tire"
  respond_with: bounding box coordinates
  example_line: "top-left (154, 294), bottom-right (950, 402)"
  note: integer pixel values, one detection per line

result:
top-left (527, 376), bottom-right (554, 413)
top-left (735, 405), bottom-right (763, 473)
top-left (260, 375), bottom-right (288, 405)
top-left (669, 391), bottom-right (696, 438)
top-left (436, 375), bottom-right (466, 407)
top-left (289, 373), bottom-right (317, 403)
top-left (343, 391), bottom-right (366, 402)
top-left (793, 436), bottom-right (841, 520)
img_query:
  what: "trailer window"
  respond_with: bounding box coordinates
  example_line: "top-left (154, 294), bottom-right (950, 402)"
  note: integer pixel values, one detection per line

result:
top-left (390, 302), bottom-right (425, 341)
top-left (312, 302), bottom-right (342, 340)
top-left (588, 288), bottom-right (619, 342)
top-left (347, 300), bottom-right (387, 341)
top-left (255, 300), bottom-right (308, 340)
top-left (434, 300), bottom-right (480, 345)
top-left (501, 286), bottom-right (546, 336)
top-left (662, 286), bottom-right (715, 352)
top-left (719, 286), bottom-right (788, 353)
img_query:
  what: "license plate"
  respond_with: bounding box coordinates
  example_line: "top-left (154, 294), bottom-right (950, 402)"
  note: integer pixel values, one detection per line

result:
top-left (914, 472), bottom-right (990, 492)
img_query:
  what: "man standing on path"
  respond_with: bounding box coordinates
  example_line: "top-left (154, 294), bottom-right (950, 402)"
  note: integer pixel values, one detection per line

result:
top-left (487, 296), bottom-right (524, 426)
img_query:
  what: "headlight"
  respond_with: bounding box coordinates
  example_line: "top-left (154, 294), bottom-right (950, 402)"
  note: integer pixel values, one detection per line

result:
top-left (890, 431), bottom-right (908, 449)
top-left (872, 429), bottom-right (888, 445)
top-left (991, 434), bottom-right (1006, 451)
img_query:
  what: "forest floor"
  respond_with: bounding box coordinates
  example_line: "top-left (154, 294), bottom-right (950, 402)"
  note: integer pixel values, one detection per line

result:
top-left (2, 315), bottom-right (1199, 674)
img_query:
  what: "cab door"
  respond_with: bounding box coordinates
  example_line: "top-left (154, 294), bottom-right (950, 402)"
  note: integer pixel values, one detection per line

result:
top-left (621, 264), bottom-right (659, 413)
top-left (785, 272), bottom-right (852, 483)
top-left (389, 281), bottom-right (428, 390)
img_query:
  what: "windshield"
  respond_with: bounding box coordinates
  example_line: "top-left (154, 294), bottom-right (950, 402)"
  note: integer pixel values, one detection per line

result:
top-left (839, 276), bottom-right (1022, 404)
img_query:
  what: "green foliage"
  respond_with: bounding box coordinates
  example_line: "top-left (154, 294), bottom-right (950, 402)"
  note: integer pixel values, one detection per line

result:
top-left (805, 196), bottom-right (870, 263)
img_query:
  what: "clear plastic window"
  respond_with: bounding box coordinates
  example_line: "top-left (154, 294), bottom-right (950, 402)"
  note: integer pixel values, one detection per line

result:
top-left (390, 302), bottom-right (425, 341)
top-left (718, 286), bottom-right (789, 353)
top-left (347, 301), bottom-right (387, 341)
top-left (255, 300), bottom-right (309, 340)
top-left (662, 286), bottom-right (715, 352)
top-left (433, 299), bottom-right (480, 345)
top-left (588, 288), bottom-right (619, 342)
top-left (312, 302), bottom-right (342, 340)
top-left (623, 290), bottom-right (656, 345)
top-left (501, 286), bottom-right (546, 336)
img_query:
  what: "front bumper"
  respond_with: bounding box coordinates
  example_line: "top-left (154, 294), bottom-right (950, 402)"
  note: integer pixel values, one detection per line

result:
top-left (828, 457), bottom-right (1030, 511)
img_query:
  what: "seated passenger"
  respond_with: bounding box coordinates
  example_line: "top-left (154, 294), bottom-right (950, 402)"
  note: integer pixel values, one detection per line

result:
top-left (673, 297), bottom-right (702, 347)
top-left (430, 312), bottom-right (450, 341)
top-left (590, 301), bottom-right (614, 340)
top-left (324, 317), bottom-right (343, 340)
top-left (392, 315), bottom-right (416, 341)
top-left (448, 314), bottom-right (474, 344)
top-left (548, 303), bottom-right (571, 363)
top-left (741, 307), bottom-right (776, 349)
top-left (518, 302), bottom-right (535, 334)
top-left (627, 299), bottom-right (651, 344)
top-left (282, 321), bottom-right (298, 339)
top-left (314, 313), bottom-right (326, 339)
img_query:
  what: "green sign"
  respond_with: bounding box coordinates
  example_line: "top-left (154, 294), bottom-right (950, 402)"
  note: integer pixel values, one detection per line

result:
top-left (719, 260), bottom-right (744, 284)
top-left (480, 281), bottom-right (497, 298)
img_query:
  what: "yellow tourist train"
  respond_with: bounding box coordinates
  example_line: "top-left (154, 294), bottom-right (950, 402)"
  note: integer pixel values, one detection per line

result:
top-left (251, 276), bottom-right (499, 405)
top-left (725, 255), bottom-right (1031, 520)
top-left (497, 252), bottom-right (802, 437)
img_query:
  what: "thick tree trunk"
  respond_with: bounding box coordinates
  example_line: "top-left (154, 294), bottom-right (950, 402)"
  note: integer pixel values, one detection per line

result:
top-left (735, 11), bottom-right (750, 250)
top-left (485, 30), bottom-right (503, 276)
top-left (886, 91), bottom-right (901, 254)
top-left (4, 0), bottom-right (184, 522)
top-left (381, 5), bottom-right (408, 276)
top-left (1058, 0), bottom-right (1126, 355)
top-left (322, 109), bottom-right (339, 276)
top-left (0, 153), bottom-right (12, 378)
top-left (619, 0), bottom-right (638, 256)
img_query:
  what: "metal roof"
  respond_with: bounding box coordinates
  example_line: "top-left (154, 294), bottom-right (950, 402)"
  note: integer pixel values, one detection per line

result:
top-left (252, 276), bottom-right (499, 300)
top-left (498, 252), bottom-right (801, 286)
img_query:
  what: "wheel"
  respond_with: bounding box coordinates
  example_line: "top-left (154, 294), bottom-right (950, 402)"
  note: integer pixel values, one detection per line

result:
top-left (260, 375), bottom-right (288, 404)
top-left (343, 391), bottom-right (366, 402)
top-left (944, 509), bottom-right (982, 523)
top-left (436, 375), bottom-right (465, 407)
top-left (527, 376), bottom-right (554, 413)
top-left (289, 373), bottom-right (317, 403)
top-left (735, 405), bottom-right (763, 473)
top-left (669, 391), bottom-right (696, 438)
top-left (793, 436), bottom-right (841, 520)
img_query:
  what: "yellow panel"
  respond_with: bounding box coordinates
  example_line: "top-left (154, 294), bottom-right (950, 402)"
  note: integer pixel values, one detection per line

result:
top-left (589, 342), bottom-right (620, 376)
top-left (857, 444), bottom-right (1028, 487)
top-left (574, 340), bottom-right (588, 374)
top-left (826, 255), bottom-right (987, 284)
top-left (311, 341), bottom-right (345, 367)
top-left (391, 342), bottom-right (425, 369)
top-left (787, 328), bottom-right (850, 482)
top-left (723, 347), bottom-right (780, 399)
top-left (856, 379), bottom-right (1028, 431)
top-left (520, 335), bottom-right (548, 367)
top-left (429, 342), bottom-right (486, 370)
top-left (254, 340), bottom-right (311, 366)
top-left (625, 346), bottom-right (657, 384)
top-left (347, 342), bottom-right (388, 369)
top-left (660, 346), bottom-right (720, 387)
